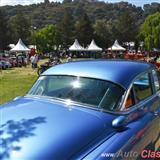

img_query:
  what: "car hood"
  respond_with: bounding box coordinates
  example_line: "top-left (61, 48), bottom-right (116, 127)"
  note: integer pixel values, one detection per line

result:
top-left (0, 96), bottom-right (115, 160)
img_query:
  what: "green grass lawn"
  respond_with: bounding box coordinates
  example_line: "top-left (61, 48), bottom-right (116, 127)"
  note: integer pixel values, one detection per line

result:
top-left (0, 66), bottom-right (38, 105)
top-left (0, 58), bottom-right (94, 105)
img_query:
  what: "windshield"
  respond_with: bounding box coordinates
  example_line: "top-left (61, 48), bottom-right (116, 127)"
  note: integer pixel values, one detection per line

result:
top-left (28, 75), bottom-right (124, 111)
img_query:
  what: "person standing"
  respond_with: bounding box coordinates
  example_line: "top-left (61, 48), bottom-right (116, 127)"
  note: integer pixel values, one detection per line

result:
top-left (33, 54), bottom-right (39, 68)
top-left (30, 55), bottom-right (35, 69)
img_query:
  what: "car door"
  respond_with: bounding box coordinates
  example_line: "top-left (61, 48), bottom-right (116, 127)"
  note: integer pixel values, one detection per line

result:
top-left (121, 71), bottom-right (158, 159)
top-left (151, 69), bottom-right (160, 151)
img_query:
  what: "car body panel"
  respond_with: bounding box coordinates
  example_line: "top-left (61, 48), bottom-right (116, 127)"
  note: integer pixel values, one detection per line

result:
top-left (0, 96), bottom-right (118, 159)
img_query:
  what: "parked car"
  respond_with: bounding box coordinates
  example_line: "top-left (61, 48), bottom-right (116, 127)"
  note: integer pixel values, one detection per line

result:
top-left (5, 60), bottom-right (12, 68)
top-left (17, 55), bottom-right (27, 67)
top-left (9, 56), bottom-right (22, 67)
top-left (8, 57), bottom-right (17, 67)
top-left (0, 60), bottom-right (12, 69)
top-left (0, 58), bottom-right (8, 69)
top-left (0, 61), bottom-right (6, 69)
top-left (150, 60), bottom-right (160, 70)
top-left (0, 60), bottom-right (160, 160)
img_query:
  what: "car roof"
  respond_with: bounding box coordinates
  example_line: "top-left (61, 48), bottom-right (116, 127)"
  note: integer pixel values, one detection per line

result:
top-left (42, 59), bottom-right (155, 89)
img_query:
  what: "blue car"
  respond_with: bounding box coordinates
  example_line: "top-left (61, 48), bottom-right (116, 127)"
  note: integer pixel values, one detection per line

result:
top-left (0, 60), bottom-right (160, 160)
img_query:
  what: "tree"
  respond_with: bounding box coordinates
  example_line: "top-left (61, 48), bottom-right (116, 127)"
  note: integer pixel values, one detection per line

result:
top-left (139, 12), bottom-right (160, 51)
top-left (44, 0), bottom-right (50, 4)
top-left (94, 20), bottom-right (112, 48)
top-left (73, 2), bottom-right (85, 20)
top-left (0, 9), bottom-right (9, 51)
top-left (143, 3), bottom-right (160, 18)
top-left (58, 8), bottom-right (74, 47)
top-left (116, 11), bottom-right (138, 43)
top-left (32, 25), bottom-right (62, 53)
top-left (75, 13), bottom-right (94, 46)
top-left (11, 12), bottom-right (31, 43)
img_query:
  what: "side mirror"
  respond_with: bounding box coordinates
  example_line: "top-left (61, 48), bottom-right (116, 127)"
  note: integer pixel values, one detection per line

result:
top-left (112, 116), bottom-right (127, 129)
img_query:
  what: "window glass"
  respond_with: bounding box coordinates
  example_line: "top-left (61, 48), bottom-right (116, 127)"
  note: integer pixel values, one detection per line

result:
top-left (29, 76), bottom-right (47, 95)
top-left (133, 73), bottom-right (152, 101)
top-left (28, 75), bottom-right (124, 110)
top-left (99, 85), bottom-right (124, 110)
top-left (152, 70), bottom-right (160, 91)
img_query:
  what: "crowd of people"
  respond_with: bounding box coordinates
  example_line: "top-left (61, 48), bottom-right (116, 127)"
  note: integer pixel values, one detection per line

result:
top-left (1, 49), bottom-right (160, 72)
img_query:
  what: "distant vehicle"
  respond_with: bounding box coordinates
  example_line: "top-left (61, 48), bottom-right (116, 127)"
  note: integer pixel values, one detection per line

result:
top-left (37, 61), bottom-right (51, 75)
top-left (0, 60), bottom-right (12, 69)
top-left (150, 60), bottom-right (160, 69)
top-left (17, 55), bottom-right (27, 66)
top-left (37, 57), bottom-right (61, 75)
top-left (0, 57), bottom-right (15, 68)
top-left (8, 57), bottom-right (17, 67)
top-left (0, 61), bottom-right (6, 69)
top-left (5, 61), bottom-right (12, 68)
top-left (0, 60), bottom-right (160, 160)
top-left (9, 57), bottom-right (22, 67)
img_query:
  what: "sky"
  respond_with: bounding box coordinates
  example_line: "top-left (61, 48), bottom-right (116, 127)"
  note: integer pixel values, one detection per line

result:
top-left (0, 0), bottom-right (159, 7)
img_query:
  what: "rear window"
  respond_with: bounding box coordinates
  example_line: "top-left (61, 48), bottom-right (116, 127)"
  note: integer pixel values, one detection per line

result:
top-left (28, 75), bottom-right (124, 111)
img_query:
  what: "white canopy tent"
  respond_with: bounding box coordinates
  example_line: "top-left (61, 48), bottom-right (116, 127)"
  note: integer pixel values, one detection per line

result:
top-left (69, 39), bottom-right (85, 51)
top-left (8, 44), bottom-right (15, 49)
top-left (10, 39), bottom-right (30, 52)
top-left (87, 39), bottom-right (102, 51)
top-left (108, 40), bottom-right (126, 51)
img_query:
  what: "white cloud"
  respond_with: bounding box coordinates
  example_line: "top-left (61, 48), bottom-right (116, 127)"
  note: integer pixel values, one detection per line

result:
top-left (0, 0), bottom-right (62, 6)
top-left (104, 0), bottom-right (160, 6)
top-left (0, 0), bottom-right (40, 6)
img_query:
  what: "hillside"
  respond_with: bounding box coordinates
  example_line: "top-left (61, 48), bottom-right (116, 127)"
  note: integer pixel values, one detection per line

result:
top-left (1, 0), bottom-right (160, 29)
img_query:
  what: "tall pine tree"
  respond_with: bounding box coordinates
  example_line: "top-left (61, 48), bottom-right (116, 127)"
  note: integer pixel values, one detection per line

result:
top-left (116, 11), bottom-right (138, 43)
top-left (0, 9), bottom-right (9, 51)
top-left (58, 8), bottom-right (75, 47)
top-left (11, 11), bottom-right (31, 43)
top-left (75, 13), bottom-right (93, 46)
